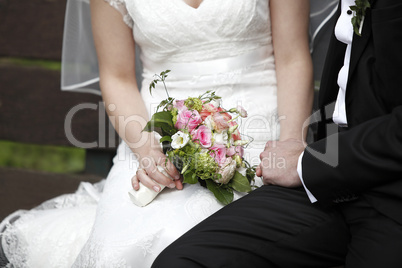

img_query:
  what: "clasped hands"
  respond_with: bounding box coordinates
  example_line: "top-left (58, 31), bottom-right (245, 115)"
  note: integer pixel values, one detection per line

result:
top-left (256, 138), bottom-right (305, 188)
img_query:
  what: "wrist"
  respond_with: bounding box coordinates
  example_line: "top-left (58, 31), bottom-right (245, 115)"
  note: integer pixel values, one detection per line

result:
top-left (130, 133), bottom-right (162, 159)
top-left (279, 132), bottom-right (305, 142)
top-left (279, 121), bottom-right (309, 143)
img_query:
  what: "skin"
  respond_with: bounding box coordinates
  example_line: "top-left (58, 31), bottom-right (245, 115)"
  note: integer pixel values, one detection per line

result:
top-left (183, 0), bottom-right (204, 9)
top-left (90, 0), bottom-right (182, 193)
top-left (90, 0), bottom-right (312, 192)
top-left (256, 0), bottom-right (313, 187)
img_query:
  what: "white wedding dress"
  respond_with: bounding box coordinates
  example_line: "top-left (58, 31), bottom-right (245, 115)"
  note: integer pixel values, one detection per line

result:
top-left (0, 0), bottom-right (279, 267)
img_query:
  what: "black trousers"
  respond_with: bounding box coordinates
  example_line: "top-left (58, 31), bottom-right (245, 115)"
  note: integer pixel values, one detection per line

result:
top-left (152, 186), bottom-right (402, 268)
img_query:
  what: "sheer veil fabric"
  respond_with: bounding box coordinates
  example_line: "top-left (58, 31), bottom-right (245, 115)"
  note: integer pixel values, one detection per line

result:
top-left (61, 0), bottom-right (101, 95)
top-left (0, 0), bottom-right (337, 267)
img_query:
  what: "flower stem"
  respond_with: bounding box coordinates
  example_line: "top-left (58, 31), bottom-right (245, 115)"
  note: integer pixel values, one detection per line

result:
top-left (159, 75), bottom-right (170, 99)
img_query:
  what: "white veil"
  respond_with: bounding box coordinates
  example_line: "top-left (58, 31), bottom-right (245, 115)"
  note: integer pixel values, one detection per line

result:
top-left (61, 0), bottom-right (101, 95)
top-left (60, 0), bottom-right (339, 95)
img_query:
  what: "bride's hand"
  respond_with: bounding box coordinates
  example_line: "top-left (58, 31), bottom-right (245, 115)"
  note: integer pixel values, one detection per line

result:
top-left (131, 148), bottom-right (183, 193)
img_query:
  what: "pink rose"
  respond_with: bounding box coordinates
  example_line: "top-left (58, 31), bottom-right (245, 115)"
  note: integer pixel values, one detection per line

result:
top-left (226, 146), bottom-right (244, 158)
top-left (192, 125), bottom-right (212, 148)
top-left (217, 158), bottom-right (237, 184)
top-left (209, 144), bottom-right (227, 166)
top-left (217, 107), bottom-right (232, 121)
top-left (237, 105), bottom-right (248, 118)
top-left (173, 100), bottom-right (187, 112)
top-left (212, 112), bottom-right (230, 132)
top-left (199, 103), bottom-right (218, 121)
top-left (229, 121), bottom-right (241, 141)
top-left (175, 109), bottom-right (202, 131)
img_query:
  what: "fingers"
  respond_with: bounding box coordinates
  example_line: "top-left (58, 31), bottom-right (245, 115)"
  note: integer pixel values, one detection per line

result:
top-left (258, 148), bottom-right (271, 183)
top-left (258, 143), bottom-right (270, 178)
top-left (174, 178), bottom-right (184, 190)
top-left (264, 142), bottom-right (269, 151)
top-left (133, 150), bottom-right (183, 192)
top-left (156, 157), bottom-right (181, 181)
top-left (143, 166), bottom-right (176, 191)
top-left (255, 166), bottom-right (262, 177)
top-left (259, 150), bottom-right (271, 170)
top-left (131, 169), bottom-right (155, 191)
top-left (256, 163), bottom-right (271, 185)
top-left (131, 174), bottom-right (140, 190)
top-left (264, 140), bottom-right (274, 151)
top-left (134, 167), bottom-right (162, 192)
top-left (131, 167), bottom-right (183, 192)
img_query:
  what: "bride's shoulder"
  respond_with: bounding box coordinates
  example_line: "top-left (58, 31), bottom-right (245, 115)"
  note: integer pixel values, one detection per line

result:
top-left (103, 0), bottom-right (134, 28)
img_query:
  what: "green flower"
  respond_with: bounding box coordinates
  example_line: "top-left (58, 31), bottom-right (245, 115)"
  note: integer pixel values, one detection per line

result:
top-left (184, 97), bottom-right (203, 111)
top-left (350, 0), bottom-right (370, 36)
top-left (190, 152), bottom-right (219, 181)
top-left (171, 107), bottom-right (178, 124)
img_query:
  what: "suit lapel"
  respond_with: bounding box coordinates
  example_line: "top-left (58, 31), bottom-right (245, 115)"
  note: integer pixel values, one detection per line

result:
top-left (318, 2), bottom-right (345, 106)
top-left (347, 0), bottom-right (376, 83)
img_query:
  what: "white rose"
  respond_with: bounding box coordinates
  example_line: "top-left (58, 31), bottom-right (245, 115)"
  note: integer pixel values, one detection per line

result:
top-left (204, 115), bottom-right (214, 130)
top-left (200, 149), bottom-right (209, 154)
top-left (171, 131), bottom-right (190, 149)
top-left (216, 158), bottom-right (237, 184)
top-left (234, 140), bottom-right (249, 146)
top-left (210, 98), bottom-right (221, 107)
top-left (236, 105), bottom-right (248, 118)
top-left (213, 131), bottom-right (228, 145)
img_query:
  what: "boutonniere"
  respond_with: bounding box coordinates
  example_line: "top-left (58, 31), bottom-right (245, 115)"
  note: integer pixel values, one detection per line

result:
top-left (350, 0), bottom-right (371, 36)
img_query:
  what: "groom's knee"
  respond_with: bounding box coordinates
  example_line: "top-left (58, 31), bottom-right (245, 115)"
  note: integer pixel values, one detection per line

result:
top-left (152, 246), bottom-right (201, 268)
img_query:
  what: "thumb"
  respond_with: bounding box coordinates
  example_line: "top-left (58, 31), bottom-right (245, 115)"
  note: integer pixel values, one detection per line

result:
top-left (255, 166), bottom-right (262, 177)
top-left (174, 178), bottom-right (183, 190)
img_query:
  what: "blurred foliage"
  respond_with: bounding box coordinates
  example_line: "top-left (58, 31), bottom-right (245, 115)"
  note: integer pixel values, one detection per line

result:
top-left (314, 80), bottom-right (321, 91)
top-left (0, 58), bottom-right (84, 173)
top-left (0, 140), bottom-right (85, 173)
top-left (0, 57), bottom-right (61, 71)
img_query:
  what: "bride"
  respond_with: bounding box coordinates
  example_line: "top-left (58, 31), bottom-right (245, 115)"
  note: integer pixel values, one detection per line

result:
top-left (0, 0), bottom-right (318, 267)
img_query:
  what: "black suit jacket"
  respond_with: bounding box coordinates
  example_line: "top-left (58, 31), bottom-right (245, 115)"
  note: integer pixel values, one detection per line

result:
top-left (302, 0), bottom-right (402, 224)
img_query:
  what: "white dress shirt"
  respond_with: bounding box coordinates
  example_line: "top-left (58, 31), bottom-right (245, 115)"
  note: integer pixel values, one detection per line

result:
top-left (298, 0), bottom-right (356, 202)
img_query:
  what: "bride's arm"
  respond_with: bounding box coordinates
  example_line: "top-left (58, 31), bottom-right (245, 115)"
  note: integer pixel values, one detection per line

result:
top-left (270, 0), bottom-right (313, 142)
top-left (90, 0), bottom-right (182, 191)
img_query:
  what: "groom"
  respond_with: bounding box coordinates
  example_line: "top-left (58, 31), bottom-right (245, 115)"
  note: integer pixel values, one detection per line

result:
top-left (153, 0), bottom-right (402, 267)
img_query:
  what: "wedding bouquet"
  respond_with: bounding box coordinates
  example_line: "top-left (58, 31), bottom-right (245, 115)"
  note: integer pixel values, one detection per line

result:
top-left (129, 70), bottom-right (256, 206)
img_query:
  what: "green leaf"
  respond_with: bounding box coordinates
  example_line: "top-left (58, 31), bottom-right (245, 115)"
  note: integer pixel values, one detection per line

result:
top-left (205, 180), bottom-right (233, 205)
top-left (143, 111), bottom-right (174, 133)
top-left (154, 112), bottom-right (174, 127)
top-left (161, 125), bottom-right (177, 136)
top-left (183, 170), bottom-right (198, 184)
top-left (160, 70), bottom-right (171, 77)
top-left (159, 135), bottom-right (172, 143)
top-left (349, 0), bottom-right (370, 37)
top-left (149, 82), bottom-right (154, 95)
top-left (229, 171), bottom-right (252, 193)
top-left (246, 166), bottom-right (256, 184)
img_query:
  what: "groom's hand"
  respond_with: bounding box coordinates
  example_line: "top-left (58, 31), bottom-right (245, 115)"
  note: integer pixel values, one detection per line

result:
top-left (256, 139), bottom-right (305, 188)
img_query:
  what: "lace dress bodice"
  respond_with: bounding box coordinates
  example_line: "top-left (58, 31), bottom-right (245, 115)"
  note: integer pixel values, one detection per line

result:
top-left (117, 0), bottom-right (272, 63)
